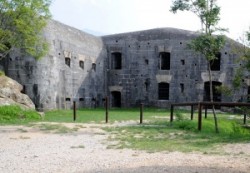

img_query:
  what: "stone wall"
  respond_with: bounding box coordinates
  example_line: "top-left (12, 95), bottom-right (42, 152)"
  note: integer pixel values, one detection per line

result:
top-left (1, 20), bottom-right (246, 110)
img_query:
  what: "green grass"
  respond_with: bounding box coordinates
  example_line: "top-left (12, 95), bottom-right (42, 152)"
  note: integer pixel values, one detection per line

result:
top-left (43, 107), bottom-right (170, 123)
top-left (103, 112), bottom-right (250, 153)
top-left (0, 105), bottom-right (41, 124)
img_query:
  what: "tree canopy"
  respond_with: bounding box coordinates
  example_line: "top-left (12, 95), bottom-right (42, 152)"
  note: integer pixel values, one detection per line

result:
top-left (0, 0), bottom-right (52, 59)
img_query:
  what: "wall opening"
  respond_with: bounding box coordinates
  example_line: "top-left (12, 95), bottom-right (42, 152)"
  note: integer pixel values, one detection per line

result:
top-left (21, 85), bottom-right (26, 94)
top-left (210, 52), bottom-right (221, 71)
top-left (79, 60), bottom-right (84, 69)
top-left (65, 98), bottom-right (71, 101)
top-left (65, 57), bottom-right (71, 67)
top-left (145, 78), bottom-right (150, 92)
top-left (158, 82), bottom-right (169, 100)
top-left (181, 59), bottom-right (185, 65)
top-left (180, 83), bottom-right (184, 93)
top-left (204, 81), bottom-right (222, 102)
top-left (92, 63), bottom-right (96, 71)
top-left (111, 52), bottom-right (122, 69)
top-left (159, 52), bottom-right (170, 70)
top-left (79, 98), bottom-right (84, 101)
top-left (111, 91), bottom-right (121, 107)
top-left (248, 86), bottom-right (250, 102)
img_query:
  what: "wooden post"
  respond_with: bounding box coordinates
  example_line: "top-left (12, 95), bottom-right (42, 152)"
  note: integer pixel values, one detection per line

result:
top-left (191, 105), bottom-right (194, 120)
top-left (105, 96), bottom-right (109, 123)
top-left (140, 103), bottom-right (143, 124)
top-left (170, 105), bottom-right (174, 122)
top-left (205, 106), bottom-right (207, 119)
top-left (73, 101), bottom-right (76, 121)
top-left (244, 113), bottom-right (247, 124)
top-left (198, 103), bottom-right (202, 131)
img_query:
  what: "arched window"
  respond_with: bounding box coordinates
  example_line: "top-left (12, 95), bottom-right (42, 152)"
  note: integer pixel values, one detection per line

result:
top-left (111, 52), bottom-right (122, 69)
top-left (159, 52), bottom-right (170, 70)
top-left (158, 83), bottom-right (169, 100)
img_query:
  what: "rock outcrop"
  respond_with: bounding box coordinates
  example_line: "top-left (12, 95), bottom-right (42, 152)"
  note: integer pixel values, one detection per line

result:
top-left (0, 75), bottom-right (35, 109)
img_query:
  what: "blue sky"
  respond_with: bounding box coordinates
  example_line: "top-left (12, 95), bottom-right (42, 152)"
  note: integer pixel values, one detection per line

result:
top-left (50, 0), bottom-right (250, 40)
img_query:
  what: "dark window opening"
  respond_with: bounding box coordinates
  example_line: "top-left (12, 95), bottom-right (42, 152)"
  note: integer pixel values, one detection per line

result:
top-left (92, 63), bottom-right (96, 71)
top-left (180, 83), bottom-right (184, 93)
top-left (65, 98), bottom-right (71, 101)
top-left (159, 52), bottom-right (170, 70)
top-left (79, 98), bottom-right (84, 101)
top-left (111, 52), bottom-right (122, 69)
top-left (111, 91), bottom-right (121, 107)
top-left (79, 61), bottom-right (84, 69)
top-left (21, 85), bottom-right (26, 94)
top-left (65, 57), bottom-right (70, 67)
top-left (181, 59), bottom-right (185, 65)
top-left (33, 84), bottom-right (38, 95)
top-left (145, 59), bottom-right (149, 65)
top-left (158, 83), bottom-right (169, 100)
top-left (145, 79), bottom-right (150, 92)
top-left (204, 81), bottom-right (222, 103)
top-left (210, 52), bottom-right (221, 71)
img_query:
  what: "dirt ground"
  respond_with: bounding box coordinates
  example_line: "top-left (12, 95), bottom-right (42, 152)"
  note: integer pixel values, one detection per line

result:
top-left (0, 122), bottom-right (249, 173)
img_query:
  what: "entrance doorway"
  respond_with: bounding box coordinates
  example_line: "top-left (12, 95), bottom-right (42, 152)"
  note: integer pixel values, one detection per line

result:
top-left (111, 91), bottom-right (121, 107)
top-left (204, 81), bottom-right (222, 102)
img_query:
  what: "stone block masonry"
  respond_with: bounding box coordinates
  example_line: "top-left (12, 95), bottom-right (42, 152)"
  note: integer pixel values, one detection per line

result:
top-left (1, 20), bottom-right (246, 110)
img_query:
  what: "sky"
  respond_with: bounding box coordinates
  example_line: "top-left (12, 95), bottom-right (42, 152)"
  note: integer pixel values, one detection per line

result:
top-left (50, 0), bottom-right (250, 41)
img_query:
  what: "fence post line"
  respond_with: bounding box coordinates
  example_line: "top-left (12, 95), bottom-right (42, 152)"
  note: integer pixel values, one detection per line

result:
top-left (198, 102), bottom-right (202, 131)
top-left (105, 96), bottom-right (109, 123)
top-left (191, 105), bottom-right (194, 120)
top-left (244, 113), bottom-right (247, 124)
top-left (170, 105), bottom-right (174, 122)
top-left (73, 101), bottom-right (76, 121)
top-left (140, 103), bottom-right (143, 124)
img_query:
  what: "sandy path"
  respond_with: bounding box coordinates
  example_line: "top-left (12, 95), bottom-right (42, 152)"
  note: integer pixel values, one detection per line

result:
top-left (0, 123), bottom-right (249, 173)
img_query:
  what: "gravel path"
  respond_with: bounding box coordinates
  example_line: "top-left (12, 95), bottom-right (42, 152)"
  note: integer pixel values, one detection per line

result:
top-left (0, 123), bottom-right (249, 173)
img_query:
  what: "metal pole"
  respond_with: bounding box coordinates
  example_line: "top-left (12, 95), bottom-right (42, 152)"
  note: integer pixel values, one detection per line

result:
top-left (105, 96), bottom-right (108, 123)
top-left (140, 103), bottom-right (143, 124)
top-left (73, 101), bottom-right (76, 121)
top-left (198, 103), bottom-right (202, 131)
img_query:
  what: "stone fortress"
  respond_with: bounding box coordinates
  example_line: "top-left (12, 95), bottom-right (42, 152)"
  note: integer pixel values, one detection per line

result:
top-left (0, 20), bottom-right (247, 111)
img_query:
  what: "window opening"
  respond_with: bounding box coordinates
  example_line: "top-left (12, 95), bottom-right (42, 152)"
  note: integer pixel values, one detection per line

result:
top-left (111, 52), bottom-right (122, 69)
top-left (210, 52), bottom-right (221, 71)
top-left (204, 81), bottom-right (222, 102)
top-left (65, 57), bottom-right (70, 67)
top-left (180, 83), bottom-right (184, 93)
top-left (158, 83), bottom-right (169, 100)
top-left (159, 52), bottom-right (170, 70)
top-left (92, 63), bottom-right (96, 71)
top-left (79, 98), bottom-right (84, 101)
top-left (79, 60), bottom-right (84, 69)
top-left (181, 59), bottom-right (185, 65)
top-left (65, 98), bottom-right (71, 101)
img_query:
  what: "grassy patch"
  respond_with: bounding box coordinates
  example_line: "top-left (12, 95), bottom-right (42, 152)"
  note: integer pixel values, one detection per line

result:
top-left (43, 107), bottom-right (170, 123)
top-left (0, 105), bottom-right (40, 125)
top-left (103, 112), bottom-right (250, 153)
top-left (36, 123), bottom-right (79, 133)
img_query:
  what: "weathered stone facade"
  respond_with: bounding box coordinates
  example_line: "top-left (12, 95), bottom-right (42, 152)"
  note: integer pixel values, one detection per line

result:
top-left (0, 20), bottom-right (246, 110)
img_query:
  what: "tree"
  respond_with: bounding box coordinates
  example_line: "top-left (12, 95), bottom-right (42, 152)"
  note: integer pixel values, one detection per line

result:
top-left (0, 0), bottom-right (52, 60)
top-left (170, 0), bottom-right (226, 133)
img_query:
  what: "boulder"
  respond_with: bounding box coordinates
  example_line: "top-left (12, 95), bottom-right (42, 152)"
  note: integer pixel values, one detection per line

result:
top-left (0, 75), bottom-right (35, 109)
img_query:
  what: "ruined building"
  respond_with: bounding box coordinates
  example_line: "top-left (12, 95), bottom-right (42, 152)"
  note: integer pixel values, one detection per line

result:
top-left (0, 20), bottom-right (246, 110)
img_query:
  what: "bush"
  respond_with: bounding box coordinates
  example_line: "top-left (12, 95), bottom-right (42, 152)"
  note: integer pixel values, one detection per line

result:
top-left (0, 105), bottom-right (40, 124)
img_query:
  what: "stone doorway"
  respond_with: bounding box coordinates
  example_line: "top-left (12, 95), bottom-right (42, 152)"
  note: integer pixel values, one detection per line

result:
top-left (111, 91), bottom-right (121, 107)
